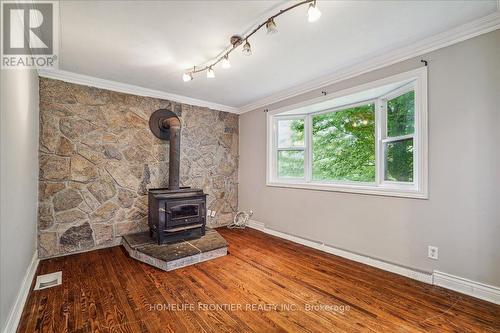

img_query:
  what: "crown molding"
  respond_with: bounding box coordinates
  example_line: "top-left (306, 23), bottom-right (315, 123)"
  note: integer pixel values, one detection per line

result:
top-left (37, 69), bottom-right (239, 114)
top-left (238, 10), bottom-right (500, 114)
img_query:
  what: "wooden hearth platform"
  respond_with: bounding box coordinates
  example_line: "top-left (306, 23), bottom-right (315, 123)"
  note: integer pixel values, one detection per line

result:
top-left (122, 228), bottom-right (227, 271)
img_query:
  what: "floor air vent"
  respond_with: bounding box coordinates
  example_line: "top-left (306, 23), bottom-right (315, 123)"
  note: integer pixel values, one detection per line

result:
top-left (34, 271), bottom-right (62, 290)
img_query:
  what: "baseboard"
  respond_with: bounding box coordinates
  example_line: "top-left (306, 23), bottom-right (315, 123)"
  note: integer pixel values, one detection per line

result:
top-left (247, 220), bottom-right (500, 304)
top-left (2, 251), bottom-right (39, 333)
top-left (247, 220), bottom-right (433, 284)
top-left (433, 271), bottom-right (500, 305)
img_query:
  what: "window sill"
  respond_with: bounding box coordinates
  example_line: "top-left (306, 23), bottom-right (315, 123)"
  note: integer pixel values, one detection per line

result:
top-left (266, 181), bottom-right (428, 199)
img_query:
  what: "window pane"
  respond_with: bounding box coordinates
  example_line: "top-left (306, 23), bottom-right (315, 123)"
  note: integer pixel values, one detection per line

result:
top-left (312, 104), bottom-right (375, 182)
top-left (387, 90), bottom-right (414, 137)
top-left (277, 119), bottom-right (304, 148)
top-left (385, 138), bottom-right (413, 182)
top-left (278, 150), bottom-right (304, 178)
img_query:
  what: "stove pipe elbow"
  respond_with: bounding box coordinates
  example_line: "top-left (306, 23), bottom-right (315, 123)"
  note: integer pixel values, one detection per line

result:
top-left (149, 109), bottom-right (182, 191)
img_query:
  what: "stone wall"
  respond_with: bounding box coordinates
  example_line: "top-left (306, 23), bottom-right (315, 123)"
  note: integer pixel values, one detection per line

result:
top-left (38, 78), bottom-right (238, 258)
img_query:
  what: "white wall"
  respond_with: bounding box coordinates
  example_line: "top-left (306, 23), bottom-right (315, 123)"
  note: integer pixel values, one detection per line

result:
top-left (239, 30), bottom-right (500, 286)
top-left (0, 69), bottom-right (39, 331)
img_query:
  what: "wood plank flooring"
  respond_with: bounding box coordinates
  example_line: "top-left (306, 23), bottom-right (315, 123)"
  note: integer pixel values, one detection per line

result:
top-left (18, 228), bottom-right (500, 332)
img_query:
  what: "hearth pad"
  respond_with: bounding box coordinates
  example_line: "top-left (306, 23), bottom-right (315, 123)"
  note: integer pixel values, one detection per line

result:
top-left (122, 229), bottom-right (227, 271)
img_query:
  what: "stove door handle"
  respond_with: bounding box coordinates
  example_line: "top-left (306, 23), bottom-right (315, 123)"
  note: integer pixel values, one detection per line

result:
top-left (159, 208), bottom-right (172, 219)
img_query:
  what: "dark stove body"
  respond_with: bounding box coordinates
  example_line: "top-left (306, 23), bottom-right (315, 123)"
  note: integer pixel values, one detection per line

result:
top-left (148, 187), bottom-right (207, 244)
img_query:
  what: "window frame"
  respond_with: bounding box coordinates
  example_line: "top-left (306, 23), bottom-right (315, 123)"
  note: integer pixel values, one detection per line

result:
top-left (266, 67), bottom-right (428, 199)
top-left (379, 82), bottom-right (416, 187)
top-left (274, 115), bottom-right (307, 181)
top-left (308, 99), bottom-right (377, 185)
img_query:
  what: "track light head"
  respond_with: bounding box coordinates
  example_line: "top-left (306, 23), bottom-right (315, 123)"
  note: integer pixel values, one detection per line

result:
top-left (182, 72), bottom-right (193, 82)
top-left (307, 1), bottom-right (321, 22)
top-left (221, 55), bottom-right (231, 69)
top-left (207, 67), bottom-right (215, 78)
top-left (266, 18), bottom-right (277, 34)
top-left (242, 40), bottom-right (252, 56)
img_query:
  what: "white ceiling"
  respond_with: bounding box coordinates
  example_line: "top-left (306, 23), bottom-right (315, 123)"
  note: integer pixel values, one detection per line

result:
top-left (58, 0), bottom-right (498, 110)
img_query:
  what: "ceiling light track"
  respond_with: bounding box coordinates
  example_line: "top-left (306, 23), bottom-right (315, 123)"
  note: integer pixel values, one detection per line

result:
top-left (182, 0), bottom-right (321, 81)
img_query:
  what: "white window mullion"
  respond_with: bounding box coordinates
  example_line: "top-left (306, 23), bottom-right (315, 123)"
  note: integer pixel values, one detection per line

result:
top-left (305, 115), bottom-right (312, 183)
top-left (376, 98), bottom-right (387, 186)
top-left (274, 117), bottom-right (279, 181)
top-left (414, 76), bottom-right (424, 192)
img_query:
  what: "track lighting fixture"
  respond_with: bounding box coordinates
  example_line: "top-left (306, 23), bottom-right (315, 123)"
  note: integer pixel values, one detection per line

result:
top-left (242, 40), bottom-right (252, 56)
top-left (307, 0), bottom-right (321, 22)
top-left (182, 0), bottom-right (322, 81)
top-left (266, 18), bottom-right (277, 34)
top-left (221, 55), bottom-right (231, 69)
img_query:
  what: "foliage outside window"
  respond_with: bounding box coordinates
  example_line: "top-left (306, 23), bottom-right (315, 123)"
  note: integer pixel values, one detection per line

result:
top-left (268, 69), bottom-right (427, 198)
top-left (384, 90), bottom-right (415, 182)
top-left (312, 103), bottom-right (375, 182)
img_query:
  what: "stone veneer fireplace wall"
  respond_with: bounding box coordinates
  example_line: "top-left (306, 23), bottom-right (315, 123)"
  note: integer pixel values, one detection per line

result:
top-left (38, 78), bottom-right (238, 258)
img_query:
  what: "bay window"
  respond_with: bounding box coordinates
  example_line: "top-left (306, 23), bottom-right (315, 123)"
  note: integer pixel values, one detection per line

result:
top-left (267, 68), bottom-right (428, 198)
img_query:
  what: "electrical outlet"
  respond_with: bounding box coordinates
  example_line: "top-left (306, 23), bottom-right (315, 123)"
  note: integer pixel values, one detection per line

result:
top-left (428, 246), bottom-right (438, 260)
top-left (211, 210), bottom-right (216, 218)
top-left (207, 209), bottom-right (212, 217)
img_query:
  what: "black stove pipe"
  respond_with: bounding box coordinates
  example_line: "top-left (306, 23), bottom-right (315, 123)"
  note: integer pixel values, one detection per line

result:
top-left (149, 109), bottom-right (182, 190)
top-left (161, 117), bottom-right (181, 190)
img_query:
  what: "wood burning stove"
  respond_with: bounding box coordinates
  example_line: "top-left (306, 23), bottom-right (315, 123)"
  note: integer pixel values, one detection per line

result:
top-left (148, 188), bottom-right (206, 244)
top-left (147, 109), bottom-right (207, 244)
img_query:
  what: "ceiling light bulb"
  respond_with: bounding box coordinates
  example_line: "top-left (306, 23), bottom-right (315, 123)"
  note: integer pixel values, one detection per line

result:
top-left (221, 55), bottom-right (231, 69)
top-left (242, 40), bottom-right (252, 56)
top-left (307, 1), bottom-right (321, 23)
top-left (182, 72), bottom-right (193, 82)
top-left (266, 18), bottom-right (278, 34)
top-left (207, 67), bottom-right (215, 78)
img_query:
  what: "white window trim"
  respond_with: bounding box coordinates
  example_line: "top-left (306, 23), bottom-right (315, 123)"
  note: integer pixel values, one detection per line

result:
top-left (379, 81), bottom-right (417, 188)
top-left (266, 67), bottom-right (428, 199)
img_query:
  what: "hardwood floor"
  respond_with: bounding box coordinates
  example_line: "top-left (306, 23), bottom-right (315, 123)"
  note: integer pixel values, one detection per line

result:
top-left (19, 228), bottom-right (500, 332)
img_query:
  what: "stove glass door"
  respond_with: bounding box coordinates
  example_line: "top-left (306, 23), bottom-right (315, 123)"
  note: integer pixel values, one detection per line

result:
top-left (170, 204), bottom-right (199, 220)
